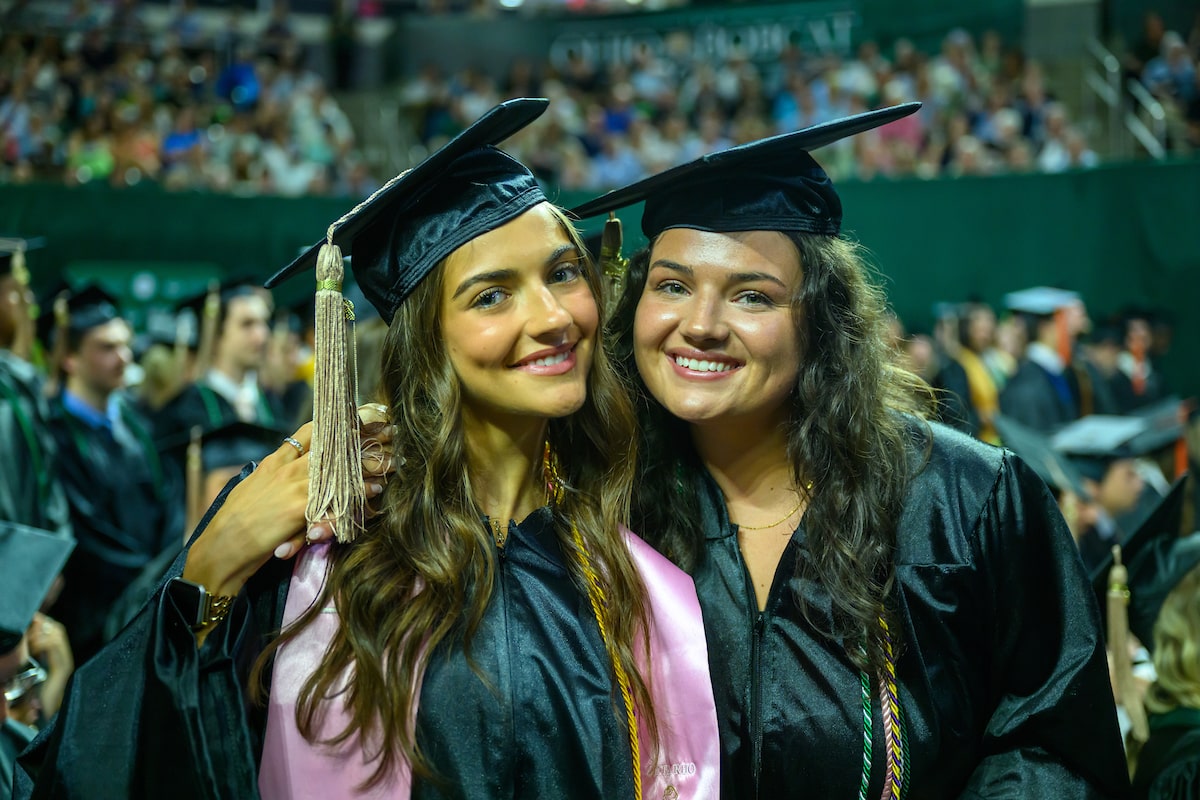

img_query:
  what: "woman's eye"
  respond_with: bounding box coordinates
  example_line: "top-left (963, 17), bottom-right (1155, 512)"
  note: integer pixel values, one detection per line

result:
top-left (471, 288), bottom-right (507, 309)
top-left (654, 279), bottom-right (688, 296)
top-left (549, 262), bottom-right (581, 283)
top-left (735, 291), bottom-right (774, 307)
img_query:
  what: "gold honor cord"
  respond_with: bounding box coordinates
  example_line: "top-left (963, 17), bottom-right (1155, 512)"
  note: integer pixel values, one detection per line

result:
top-left (545, 444), bottom-right (642, 799)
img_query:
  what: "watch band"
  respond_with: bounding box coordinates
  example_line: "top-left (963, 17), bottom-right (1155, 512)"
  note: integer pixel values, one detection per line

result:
top-left (200, 591), bottom-right (235, 630)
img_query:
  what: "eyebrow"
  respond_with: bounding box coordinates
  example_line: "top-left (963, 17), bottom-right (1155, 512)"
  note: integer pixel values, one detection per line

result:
top-left (649, 259), bottom-right (788, 289)
top-left (451, 244), bottom-right (582, 300)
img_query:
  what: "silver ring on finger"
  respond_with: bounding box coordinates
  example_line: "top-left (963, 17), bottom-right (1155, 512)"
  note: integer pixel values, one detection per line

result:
top-left (283, 436), bottom-right (306, 456)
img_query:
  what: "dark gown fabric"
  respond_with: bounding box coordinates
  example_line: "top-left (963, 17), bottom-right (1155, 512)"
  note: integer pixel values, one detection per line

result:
top-left (1000, 359), bottom-right (1080, 432)
top-left (46, 394), bottom-right (184, 662)
top-left (0, 352), bottom-right (71, 537)
top-left (1132, 708), bottom-right (1200, 800)
top-left (15, 474), bottom-right (635, 800)
top-left (932, 358), bottom-right (977, 437)
top-left (688, 421), bottom-right (1129, 799)
top-left (151, 380), bottom-right (284, 441)
top-left (412, 506), bottom-right (634, 800)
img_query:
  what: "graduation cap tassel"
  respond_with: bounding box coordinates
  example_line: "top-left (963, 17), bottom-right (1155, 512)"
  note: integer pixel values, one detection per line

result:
top-left (308, 240), bottom-right (365, 543)
top-left (185, 425), bottom-right (204, 536)
top-left (43, 292), bottom-right (70, 398)
top-left (599, 212), bottom-right (629, 316)
top-left (194, 280), bottom-right (221, 378)
top-left (9, 245), bottom-right (33, 361)
top-left (1107, 545), bottom-right (1149, 744)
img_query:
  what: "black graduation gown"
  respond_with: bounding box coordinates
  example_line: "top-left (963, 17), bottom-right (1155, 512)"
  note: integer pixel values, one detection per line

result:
top-left (151, 379), bottom-right (284, 441)
top-left (1132, 708), bottom-right (1200, 800)
top-left (689, 422), bottom-right (1130, 799)
top-left (1000, 359), bottom-right (1079, 433)
top-left (0, 352), bottom-right (71, 537)
top-left (1, 719), bottom-right (36, 798)
top-left (16, 477), bottom-right (635, 800)
top-left (932, 358), bottom-right (978, 437)
top-left (46, 394), bottom-right (184, 662)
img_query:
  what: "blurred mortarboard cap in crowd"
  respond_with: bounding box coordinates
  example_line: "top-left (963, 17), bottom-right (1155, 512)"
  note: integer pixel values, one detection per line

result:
top-left (34, 282), bottom-right (122, 346)
top-left (1089, 477), bottom-right (1193, 649)
top-left (0, 521), bottom-right (75, 653)
top-left (0, 237), bottom-right (44, 282)
top-left (568, 103), bottom-right (921, 239)
top-left (1052, 404), bottom-right (1187, 481)
top-left (932, 301), bottom-right (963, 322)
top-left (1003, 286), bottom-right (1080, 317)
top-left (139, 307), bottom-right (199, 352)
top-left (1127, 397), bottom-right (1190, 454)
top-left (1087, 316), bottom-right (1124, 347)
top-left (173, 276), bottom-right (273, 318)
top-left (265, 97), bottom-right (551, 324)
top-left (994, 412), bottom-right (1091, 498)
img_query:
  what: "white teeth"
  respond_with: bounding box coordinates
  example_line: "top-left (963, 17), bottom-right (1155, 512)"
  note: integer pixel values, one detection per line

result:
top-left (531, 351), bottom-right (569, 367)
top-left (674, 355), bottom-right (734, 373)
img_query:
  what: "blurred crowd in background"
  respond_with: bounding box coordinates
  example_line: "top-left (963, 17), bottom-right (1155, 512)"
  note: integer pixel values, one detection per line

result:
top-left (2, 1), bottom-right (1199, 197)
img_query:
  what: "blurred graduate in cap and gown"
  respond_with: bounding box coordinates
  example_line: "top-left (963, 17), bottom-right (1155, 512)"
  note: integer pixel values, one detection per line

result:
top-left (16, 99), bottom-right (719, 800)
top-left (1000, 286), bottom-right (1089, 432)
top-left (1081, 478), bottom-right (1199, 798)
top-left (37, 283), bottom-right (184, 663)
top-left (151, 280), bottom-right (286, 440)
top-left (573, 104), bottom-right (1128, 798)
top-left (0, 522), bottom-right (74, 793)
top-left (0, 239), bottom-right (72, 539)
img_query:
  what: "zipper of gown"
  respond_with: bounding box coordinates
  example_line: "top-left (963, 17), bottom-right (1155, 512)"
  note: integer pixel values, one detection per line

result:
top-left (751, 611), bottom-right (765, 800)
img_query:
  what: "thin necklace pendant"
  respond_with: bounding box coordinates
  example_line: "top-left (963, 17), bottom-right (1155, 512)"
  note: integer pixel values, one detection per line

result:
top-left (489, 517), bottom-right (509, 548)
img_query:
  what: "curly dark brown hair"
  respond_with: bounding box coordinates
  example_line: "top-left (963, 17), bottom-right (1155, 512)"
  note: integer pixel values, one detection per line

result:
top-left (609, 231), bottom-right (933, 676)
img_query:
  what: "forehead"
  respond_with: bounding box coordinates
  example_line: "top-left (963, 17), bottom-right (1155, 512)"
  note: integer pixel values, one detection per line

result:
top-left (441, 202), bottom-right (575, 283)
top-left (226, 294), bottom-right (270, 320)
top-left (650, 228), bottom-right (801, 277)
top-left (82, 318), bottom-right (131, 345)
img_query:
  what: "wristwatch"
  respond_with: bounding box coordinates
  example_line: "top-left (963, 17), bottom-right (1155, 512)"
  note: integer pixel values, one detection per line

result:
top-left (168, 577), bottom-right (236, 632)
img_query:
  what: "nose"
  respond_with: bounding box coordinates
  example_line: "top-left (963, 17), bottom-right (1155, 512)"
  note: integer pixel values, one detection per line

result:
top-left (526, 284), bottom-right (574, 341)
top-left (680, 291), bottom-right (728, 344)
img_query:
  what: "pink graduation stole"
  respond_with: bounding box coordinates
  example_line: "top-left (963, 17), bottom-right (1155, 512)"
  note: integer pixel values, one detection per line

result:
top-left (259, 530), bottom-right (720, 799)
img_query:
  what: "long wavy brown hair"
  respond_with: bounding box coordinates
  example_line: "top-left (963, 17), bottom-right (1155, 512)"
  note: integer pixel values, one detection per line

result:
top-left (611, 231), bottom-right (933, 676)
top-left (1146, 563), bottom-right (1200, 714)
top-left (253, 206), bottom-right (656, 788)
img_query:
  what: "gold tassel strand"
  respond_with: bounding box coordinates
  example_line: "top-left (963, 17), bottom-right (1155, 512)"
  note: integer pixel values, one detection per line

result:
top-left (308, 241), bottom-right (365, 543)
top-left (9, 244), bottom-right (34, 362)
top-left (599, 211), bottom-right (629, 316)
top-left (1107, 545), bottom-right (1148, 744)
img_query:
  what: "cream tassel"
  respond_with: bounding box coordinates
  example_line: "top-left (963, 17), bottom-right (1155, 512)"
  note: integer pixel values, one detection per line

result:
top-left (599, 211), bottom-right (629, 316)
top-left (308, 240), bottom-right (365, 542)
top-left (1108, 545), bottom-right (1149, 744)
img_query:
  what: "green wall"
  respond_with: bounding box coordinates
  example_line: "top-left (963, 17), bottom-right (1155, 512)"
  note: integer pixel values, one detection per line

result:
top-left (2, 158), bottom-right (1198, 394)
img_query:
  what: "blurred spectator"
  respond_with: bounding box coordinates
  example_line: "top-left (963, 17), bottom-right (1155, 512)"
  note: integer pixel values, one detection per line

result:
top-left (1143, 32), bottom-right (1196, 106)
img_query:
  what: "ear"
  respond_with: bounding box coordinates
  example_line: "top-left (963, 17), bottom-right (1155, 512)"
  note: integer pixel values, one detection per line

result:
top-left (62, 351), bottom-right (79, 377)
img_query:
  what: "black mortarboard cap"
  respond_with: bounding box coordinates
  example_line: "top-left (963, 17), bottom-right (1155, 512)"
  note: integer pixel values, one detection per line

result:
top-left (568, 103), bottom-right (921, 238)
top-left (0, 521), bottom-right (75, 653)
top-left (35, 282), bottom-right (122, 346)
top-left (1052, 407), bottom-right (1186, 481)
top-left (994, 412), bottom-right (1091, 499)
top-left (1089, 477), bottom-right (1193, 649)
top-left (173, 277), bottom-right (272, 318)
top-left (0, 237), bottom-right (44, 280)
top-left (264, 98), bottom-right (551, 323)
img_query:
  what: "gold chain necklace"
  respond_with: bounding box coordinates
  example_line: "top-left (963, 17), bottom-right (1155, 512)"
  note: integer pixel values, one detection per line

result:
top-left (730, 482), bottom-right (814, 532)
